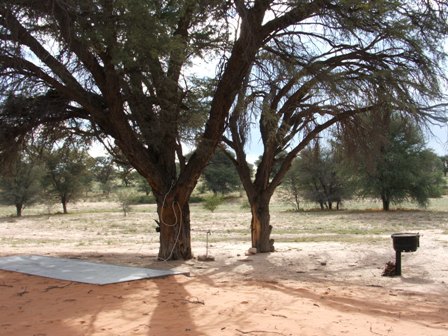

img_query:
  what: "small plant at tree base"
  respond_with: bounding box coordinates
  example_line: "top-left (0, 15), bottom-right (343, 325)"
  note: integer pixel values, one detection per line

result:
top-left (203, 195), bottom-right (223, 213)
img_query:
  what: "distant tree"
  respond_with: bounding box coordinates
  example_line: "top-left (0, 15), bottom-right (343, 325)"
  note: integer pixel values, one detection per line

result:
top-left (92, 156), bottom-right (116, 195)
top-left (115, 162), bottom-right (136, 187)
top-left (285, 143), bottom-right (353, 210)
top-left (202, 148), bottom-right (241, 195)
top-left (340, 113), bottom-right (445, 210)
top-left (0, 95), bottom-right (93, 216)
top-left (43, 146), bottom-right (92, 214)
top-left (202, 194), bottom-right (223, 213)
top-left (115, 188), bottom-right (135, 217)
top-left (0, 156), bottom-right (45, 217)
top-left (441, 156), bottom-right (448, 177)
top-left (281, 159), bottom-right (302, 211)
top-left (136, 174), bottom-right (152, 196)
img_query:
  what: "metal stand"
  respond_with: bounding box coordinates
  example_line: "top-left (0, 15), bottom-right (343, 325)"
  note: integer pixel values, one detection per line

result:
top-left (198, 230), bottom-right (215, 261)
top-left (395, 250), bottom-right (402, 276)
top-left (205, 230), bottom-right (211, 257)
top-left (391, 232), bottom-right (419, 277)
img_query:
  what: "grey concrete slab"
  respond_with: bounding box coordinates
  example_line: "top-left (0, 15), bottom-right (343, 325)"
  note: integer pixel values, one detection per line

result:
top-left (0, 255), bottom-right (188, 285)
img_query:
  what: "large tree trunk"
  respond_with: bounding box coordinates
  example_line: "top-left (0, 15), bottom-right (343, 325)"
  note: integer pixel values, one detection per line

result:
top-left (156, 199), bottom-right (192, 260)
top-left (250, 196), bottom-right (275, 253)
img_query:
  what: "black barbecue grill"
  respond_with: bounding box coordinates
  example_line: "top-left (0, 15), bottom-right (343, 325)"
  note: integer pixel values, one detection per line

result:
top-left (391, 233), bottom-right (420, 276)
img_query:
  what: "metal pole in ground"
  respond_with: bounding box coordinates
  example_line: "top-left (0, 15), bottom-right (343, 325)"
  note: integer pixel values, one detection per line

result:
top-left (395, 250), bottom-right (402, 276)
top-left (206, 230), bottom-right (210, 257)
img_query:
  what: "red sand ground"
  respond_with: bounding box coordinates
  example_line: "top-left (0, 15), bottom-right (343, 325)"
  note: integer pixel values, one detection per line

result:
top-left (1, 238), bottom-right (448, 336)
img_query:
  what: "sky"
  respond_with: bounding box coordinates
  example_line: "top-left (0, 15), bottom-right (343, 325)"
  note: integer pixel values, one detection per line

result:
top-left (426, 123), bottom-right (448, 156)
top-left (89, 120), bottom-right (447, 164)
top-left (241, 122), bottom-right (448, 164)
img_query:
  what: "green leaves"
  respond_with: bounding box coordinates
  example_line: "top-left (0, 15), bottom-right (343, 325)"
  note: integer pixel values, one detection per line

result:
top-left (202, 148), bottom-right (241, 195)
top-left (341, 113), bottom-right (445, 210)
top-left (0, 158), bottom-right (46, 216)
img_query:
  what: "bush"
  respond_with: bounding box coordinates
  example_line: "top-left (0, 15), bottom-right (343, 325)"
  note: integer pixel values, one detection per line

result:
top-left (203, 195), bottom-right (223, 212)
top-left (115, 189), bottom-right (137, 216)
top-left (131, 194), bottom-right (155, 204)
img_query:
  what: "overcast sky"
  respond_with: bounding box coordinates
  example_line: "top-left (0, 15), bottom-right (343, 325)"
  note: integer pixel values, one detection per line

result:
top-left (426, 124), bottom-right (448, 156)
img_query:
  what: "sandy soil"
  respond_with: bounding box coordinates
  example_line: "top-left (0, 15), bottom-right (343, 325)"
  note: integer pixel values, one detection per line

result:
top-left (1, 237), bottom-right (448, 336)
top-left (0, 202), bottom-right (447, 335)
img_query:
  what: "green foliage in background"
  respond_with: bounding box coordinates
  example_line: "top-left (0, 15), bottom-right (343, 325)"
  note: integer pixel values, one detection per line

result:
top-left (42, 146), bottom-right (93, 214)
top-left (283, 143), bottom-right (355, 211)
top-left (202, 149), bottom-right (241, 195)
top-left (0, 157), bottom-right (46, 217)
top-left (202, 195), bottom-right (223, 213)
top-left (341, 114), bottom-right (445, 210)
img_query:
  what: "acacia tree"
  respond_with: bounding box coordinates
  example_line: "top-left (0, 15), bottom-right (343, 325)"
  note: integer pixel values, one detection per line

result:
top-left (223, 1), bottom-right (448, 252)
top-left (202, 148), bottom-right (241, 195)
top-left (0, 155), bottom-right (45, 217)
top-left (286, 143), bottom-right (353, 210)
top-left (42, 145), bottom-right (93, 214)
top-left (1, 1), bottom-right (447, 258)
top-left (281, 160), bottom-right (302, 211)
top-left (92, 156), bottom-right (116, 195)
top-left (339, 113), bottom-right (445, 210)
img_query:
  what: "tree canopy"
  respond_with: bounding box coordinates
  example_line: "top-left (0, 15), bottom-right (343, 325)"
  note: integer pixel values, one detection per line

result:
top-left (202, 148), bottom-right (241, 195)
top-left (1, 0), bottom-right (447, 258)
top-left (92, 156), bottom-right (116, 195)
top-left (339, 113), bottom-right (445, 210)
top-left (42, 145), bottom-right (93, 214)
top-left (0, 154), bottom-right (45, 217)
top-left (286, 143), bottom-right (353, 210)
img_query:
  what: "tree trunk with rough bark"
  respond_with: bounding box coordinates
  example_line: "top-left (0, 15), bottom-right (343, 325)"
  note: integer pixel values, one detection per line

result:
top-left (250, 195), bottom-right (275, 253)
top-left (156, 199), bottom-right (192, 260)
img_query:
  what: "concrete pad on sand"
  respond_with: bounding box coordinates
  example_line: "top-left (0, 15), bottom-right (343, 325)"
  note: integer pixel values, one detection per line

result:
top-left (0, 255), bottom-right (188, 285)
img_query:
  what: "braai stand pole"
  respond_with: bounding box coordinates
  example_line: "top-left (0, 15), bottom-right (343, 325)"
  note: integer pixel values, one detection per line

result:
top-left (395, 250), bottom-right (402, 276)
